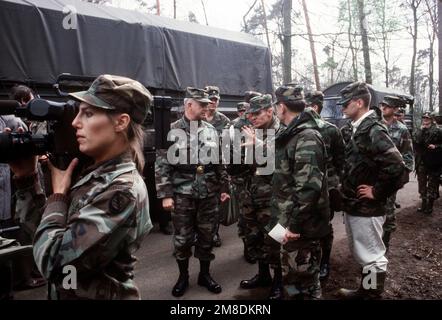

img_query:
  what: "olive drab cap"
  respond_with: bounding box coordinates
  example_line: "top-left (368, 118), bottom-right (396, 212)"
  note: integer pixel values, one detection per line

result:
top-left (381, 95), bottom-right (405, 108)
top-left (422, 111), bottom-right (433, 119)
top-left (204, 86), bottom-right (220, 100)
top-left (247, 94), bottom-right (273, 114)
top-left (244, 91), bottom-right (262, 103)
top-left (337, 82), bottom-right (370, 106)
top-left (185, 87), bottom-right (212, 103)
top-left (69, 74), bottom-right (153, 124)
top-left (237, 102), bottom-right (249, 112)
top-left (305, 91), bottom-right (324, 106)
top-left (275, 85), bottom-right (304, 103)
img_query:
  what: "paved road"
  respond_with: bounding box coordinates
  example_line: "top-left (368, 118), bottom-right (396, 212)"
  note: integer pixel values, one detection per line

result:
top-left (14, 178), bottom-right (421, 300)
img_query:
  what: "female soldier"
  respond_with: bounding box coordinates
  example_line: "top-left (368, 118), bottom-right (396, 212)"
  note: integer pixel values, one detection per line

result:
top-left (9, 75), bottom-right (153, 299)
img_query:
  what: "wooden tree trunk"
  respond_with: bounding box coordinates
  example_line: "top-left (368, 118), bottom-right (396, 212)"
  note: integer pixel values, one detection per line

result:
top-left (357, 0), bottom-right (372, 84)
top-left (410, 0), bottom-right (420, 97)
top-left (439, 0), bottom-right (442, 114)
top-left (302, 0), bottom-right (321, 90)
top-left (282, 0), bottom-right (292, 84)
top-left (261, 0), bottom-right (272, 53)
top-left (347, 0), bottom-right (358, 81)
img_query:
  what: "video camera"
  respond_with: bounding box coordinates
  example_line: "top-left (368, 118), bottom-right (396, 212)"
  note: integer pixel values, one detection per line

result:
top-left (0, 79), bottom-right (172, 170)
top-left (0, 98), bottom-right (81, 169)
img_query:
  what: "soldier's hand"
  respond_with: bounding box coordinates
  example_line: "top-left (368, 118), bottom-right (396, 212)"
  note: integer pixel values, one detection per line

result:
top-left (357, 185), bottom-right (375, 200)
top-left (241, 126), bottom-right (256, 147)
top-left (48, 158), bottom-right (79, 195)
top-left (162, 198), bottom-right (175, 211)
top-left (283, 229), bottom-right (300, 244)
top-left (220, 193), bottom-right (230, 203)
top-left (4, 127), bottom-right (38, 178)
top-left (428, 144), bottom-right (436, 150)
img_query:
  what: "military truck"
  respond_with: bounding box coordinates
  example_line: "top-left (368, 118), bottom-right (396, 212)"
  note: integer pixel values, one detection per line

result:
top-left (322, 81), bottom-right (414, 130)
top-left (0, 0), bottom-right (273, 214)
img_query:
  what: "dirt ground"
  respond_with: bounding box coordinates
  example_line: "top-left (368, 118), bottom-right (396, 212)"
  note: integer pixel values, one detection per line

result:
top-left (322, 201), bottom-right (442, 300)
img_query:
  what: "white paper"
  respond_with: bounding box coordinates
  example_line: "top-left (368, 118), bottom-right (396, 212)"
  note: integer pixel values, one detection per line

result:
top-left (268, 223), bottom-right (286, 244)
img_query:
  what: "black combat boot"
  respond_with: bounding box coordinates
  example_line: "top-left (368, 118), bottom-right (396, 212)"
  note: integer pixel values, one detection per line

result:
top-left (382, 231), bottom-right (392, 253)
top-left (319, 233), bottom-right (333, 281)
top-left (240, 261), bottom-right (272, 289)
top-left (338, 271), bottom-right (386, 300)
top-left (417, 198), bottom-right (427, 213)
top-left (197, 260), bottom-right (222, 294)
top-left (172, 259), bottom-right (189, 297)
top-left (268, 265), bottom-right (284, 300)
top-left (242, 239), bottom-right (256, 264)
top-left (425, 199), bottom-right (434, 215)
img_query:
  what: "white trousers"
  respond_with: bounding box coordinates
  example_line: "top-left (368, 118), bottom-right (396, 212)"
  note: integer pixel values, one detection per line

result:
top-left (344, 214), bottom-right (388, 272)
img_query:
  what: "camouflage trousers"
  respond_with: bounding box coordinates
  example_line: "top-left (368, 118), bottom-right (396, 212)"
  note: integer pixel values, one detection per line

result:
top-left (243, 205), bottom-right (280, 265)
top-left (232, 181), bottom-right (251, 239)
top-left (383, 193), bottom-right (397, 234)
top-left (171, 194), bottom-right (218, 261)
top-left (417, 165), bottom-right (441, 201)
top-left (281, 240), bottom-right (322, 299)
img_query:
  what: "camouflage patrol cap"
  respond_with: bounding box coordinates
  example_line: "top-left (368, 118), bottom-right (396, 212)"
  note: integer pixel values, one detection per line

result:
top-left (204, 86), bottom-right (220, 100)
top-left (244, 91), bottom-right (262, 103)
top-left (185, 87), bottom-right (212, 103)
top-left (422, 111), bottom-right (433, 119)
top-left (380, 95), bottom-right (405, 108)
top-left (337, 82), bottom-right (370, 106)
top-left (237, 102), bottom-right (249, 112)
top-left (305, 91), bottom-right (324, 106)
top-left (247, 94), bottom-right (273, 114)
top-left (69, 74), bottom-right (153, 124)
top-left (275, 85), bottom-right (304, 103)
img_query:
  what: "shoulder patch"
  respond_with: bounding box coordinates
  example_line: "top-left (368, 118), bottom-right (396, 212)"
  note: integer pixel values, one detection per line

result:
top-left (109, 191), bottom-right (132, 215)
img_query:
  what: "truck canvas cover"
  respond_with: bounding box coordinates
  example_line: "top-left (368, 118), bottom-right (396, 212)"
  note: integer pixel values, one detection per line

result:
top-left (0, 0), bottom-right (273, 96)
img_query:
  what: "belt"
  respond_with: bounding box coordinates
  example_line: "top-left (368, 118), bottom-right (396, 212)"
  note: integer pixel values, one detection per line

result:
top-left (175, 164), bottom-right (215, 174)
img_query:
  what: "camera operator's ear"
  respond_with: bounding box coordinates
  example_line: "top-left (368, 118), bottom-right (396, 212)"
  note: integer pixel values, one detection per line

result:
top-left (114, 113), bottom-right (130, 132)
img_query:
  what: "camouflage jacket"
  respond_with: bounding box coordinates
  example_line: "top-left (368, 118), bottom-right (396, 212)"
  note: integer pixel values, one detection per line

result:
top-left (249, 116), bottom-right (283, 209)
top-left (385, 119), bottom-right (414, 172)
top-left (412, 124), bottom-right (442, 168)
top-left (269, 111), bottom-right (330, 239)
top-left (231, 114), bottom-right (251, 129)
top-left (155, 116), bottom-right (229, 199)
top-left (15, 152), bottom-right (152, 300)
top-left (341, 112), bottom-right (406, 217)
top-left (307, 108), bottom-right (345, 189)
top-left (207, 111), bottom-right (231, 134)
top-left (340, 119), bottom-right (353, 145)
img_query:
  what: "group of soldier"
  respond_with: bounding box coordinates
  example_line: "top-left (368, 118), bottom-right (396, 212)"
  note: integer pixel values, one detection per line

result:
top-left (154, 81), bottom-right (441, 300)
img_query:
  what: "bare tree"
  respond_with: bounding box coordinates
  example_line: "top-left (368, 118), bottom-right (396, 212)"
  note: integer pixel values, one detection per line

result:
top-left (242, 0), bottom-right (259, 32)
top-left (301, 0), bottom-right (320, 90)
top-left (173, 0), bottom-right (177, 19)
top-left (357, 0), bottom-right (372, 84)
top-left (405, 0), bottom-right (423, 97)
top-left (261, 0), bottom-right (272, 52)
top-left (439, 0), bottom-right (442, 114)
top-left (282, 0), bottom-right (292, 84)
top-left (347, 0), bottom-right (358, 81)
top-left (424, 0), bottom-right (437, 111)
top-left (201, 0), bottom-right (209, 26)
